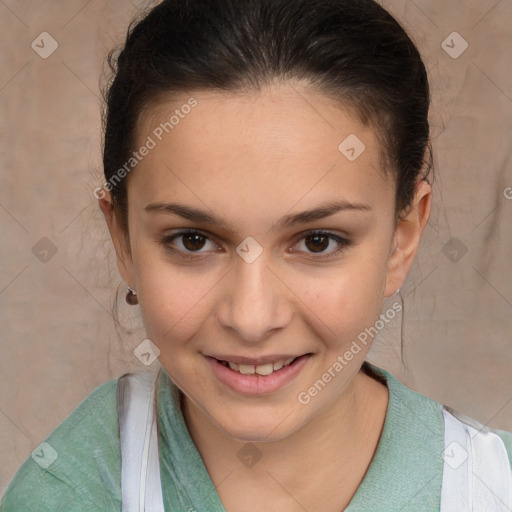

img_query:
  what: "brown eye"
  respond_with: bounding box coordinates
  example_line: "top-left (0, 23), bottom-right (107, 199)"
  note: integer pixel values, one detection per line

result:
top-left (304, 234), bottom-right (330, 253)
top-left (293, 230), bottom-right (351, 258)
top-left (182, 232), bottom-right (207, 251)
top-left (160, 229), bottom-right (219, 258)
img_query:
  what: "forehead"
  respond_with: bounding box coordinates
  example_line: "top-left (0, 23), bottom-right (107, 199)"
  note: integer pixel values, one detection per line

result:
top-left (129, 84), bottom-right (394, 223)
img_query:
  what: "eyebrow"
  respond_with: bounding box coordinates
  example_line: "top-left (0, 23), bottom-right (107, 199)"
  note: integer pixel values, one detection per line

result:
top-left (144, 199), bottom-right (372, 231)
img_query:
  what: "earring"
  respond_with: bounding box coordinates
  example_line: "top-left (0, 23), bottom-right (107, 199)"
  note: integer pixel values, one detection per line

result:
top-left (395, 288), bottom-right (401, 296)
top-left (126, 286), bottom-right (138, 306)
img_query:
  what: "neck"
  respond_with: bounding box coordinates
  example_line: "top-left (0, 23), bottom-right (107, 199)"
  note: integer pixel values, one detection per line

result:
top-left (182, 366), bottom-right (389, 510)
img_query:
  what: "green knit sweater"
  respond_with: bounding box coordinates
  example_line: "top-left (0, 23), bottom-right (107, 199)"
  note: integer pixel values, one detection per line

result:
top-left (2, 362), bottom-right (511, 511)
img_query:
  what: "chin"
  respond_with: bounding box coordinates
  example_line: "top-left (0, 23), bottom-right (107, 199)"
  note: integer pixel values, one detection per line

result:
top-left (213, 406), bottom-right (303, 444)
top-left (225, 425), bottom-right (291, 444)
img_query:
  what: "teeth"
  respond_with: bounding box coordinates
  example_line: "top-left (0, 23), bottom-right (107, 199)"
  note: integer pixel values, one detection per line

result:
top-left (239, 364), bottom-right (255, 375)
top-left (255, 363), bottom-right (274, 376)
top-left (223, 357), bottom-right (297, 375)
top-left (272, 360), bottom-right (284, 371)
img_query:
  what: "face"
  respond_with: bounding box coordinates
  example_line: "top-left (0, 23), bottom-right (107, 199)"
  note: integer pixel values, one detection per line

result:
top-left (103, 83), bottom-right (430, 442)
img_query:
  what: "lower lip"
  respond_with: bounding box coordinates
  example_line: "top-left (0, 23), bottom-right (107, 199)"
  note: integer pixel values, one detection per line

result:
top-left (206, 354), bottom-right (311, 395)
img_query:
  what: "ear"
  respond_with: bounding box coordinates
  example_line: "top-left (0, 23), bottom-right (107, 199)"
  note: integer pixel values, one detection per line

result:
top-left (383, 179), bottom-right (432, 298)
top-left (98, 192), bottom-right (135, 289)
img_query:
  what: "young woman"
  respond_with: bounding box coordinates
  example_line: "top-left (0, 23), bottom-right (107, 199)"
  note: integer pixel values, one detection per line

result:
top-left (2, 0), bottom-right (511, 510)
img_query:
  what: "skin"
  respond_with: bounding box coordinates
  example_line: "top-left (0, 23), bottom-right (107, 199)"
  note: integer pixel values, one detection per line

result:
top-left (100, 83), bottom-right (431, 511)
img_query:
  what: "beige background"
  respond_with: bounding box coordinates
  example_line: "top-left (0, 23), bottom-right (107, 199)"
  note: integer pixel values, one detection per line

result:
top-left (1, 0), bottom-right (511, 496)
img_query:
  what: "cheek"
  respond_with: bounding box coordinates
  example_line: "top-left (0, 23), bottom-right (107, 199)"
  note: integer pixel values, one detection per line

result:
top-left (135, 259), bottom-right (219, 391)
top-left (134, 249), bottom-right (221, 346)
top-left (295, 249), bottom-right (390, 345)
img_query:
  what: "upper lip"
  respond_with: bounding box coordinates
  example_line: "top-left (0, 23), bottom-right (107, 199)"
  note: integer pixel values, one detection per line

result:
top-left (205, 353), bottom-right (309, 365)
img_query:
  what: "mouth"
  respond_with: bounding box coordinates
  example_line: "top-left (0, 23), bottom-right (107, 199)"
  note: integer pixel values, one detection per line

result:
top-left (215, 356), bottom-right (300, 376)
top-left (205, 353), bottom-right (312, 395)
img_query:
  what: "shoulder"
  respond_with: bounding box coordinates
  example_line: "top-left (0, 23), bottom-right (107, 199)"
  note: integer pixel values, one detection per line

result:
top-left (1, 378), bottom-right (121, 512)
top-left (495, 429), bottom-right (512, 470)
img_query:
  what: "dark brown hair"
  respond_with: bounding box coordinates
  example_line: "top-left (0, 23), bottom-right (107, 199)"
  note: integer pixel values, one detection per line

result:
top-left (102, 0), bottom-right (432, 232)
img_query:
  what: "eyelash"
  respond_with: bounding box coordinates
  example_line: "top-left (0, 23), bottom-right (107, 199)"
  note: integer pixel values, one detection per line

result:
top-left (158, 229), bottom-right (352, 260)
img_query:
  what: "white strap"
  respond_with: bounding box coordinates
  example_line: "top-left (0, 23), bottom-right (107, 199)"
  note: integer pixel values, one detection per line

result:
top-left (441, 407), bottom-right (512, 512)
top-left (116, 377), bottom-right (512, 511)
top-left (117, 371), bottom-right (165, 512)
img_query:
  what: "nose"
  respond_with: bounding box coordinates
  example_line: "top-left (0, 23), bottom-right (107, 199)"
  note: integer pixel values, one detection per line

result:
top-left (215, 254), bottom-right (293, 343)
